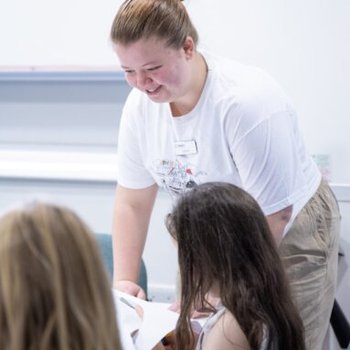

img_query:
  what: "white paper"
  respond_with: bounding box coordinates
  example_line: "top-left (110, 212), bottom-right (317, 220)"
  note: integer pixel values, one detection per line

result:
top-left (114, 293), bottom-right (141, 350)
top-left (113, 290), bottom-right (179, 350)
top-left (112, 290), bottom-right (208, 350)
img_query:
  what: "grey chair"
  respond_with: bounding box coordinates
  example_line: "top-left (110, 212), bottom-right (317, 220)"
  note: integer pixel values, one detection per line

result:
top-left (94, 233), bottom-right (148, 297)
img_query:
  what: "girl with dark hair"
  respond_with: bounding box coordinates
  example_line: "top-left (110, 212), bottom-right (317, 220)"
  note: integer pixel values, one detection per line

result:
top-left (166, 182), bottom-right (305, 350)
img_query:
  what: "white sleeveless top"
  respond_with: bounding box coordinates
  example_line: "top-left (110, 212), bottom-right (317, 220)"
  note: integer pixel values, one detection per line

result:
top-left (195, 305), bottom-right (270, 350)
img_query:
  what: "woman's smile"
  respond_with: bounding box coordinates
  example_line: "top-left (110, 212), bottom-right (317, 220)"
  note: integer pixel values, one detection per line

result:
top-left (146, 85), bottom-right (162, 96)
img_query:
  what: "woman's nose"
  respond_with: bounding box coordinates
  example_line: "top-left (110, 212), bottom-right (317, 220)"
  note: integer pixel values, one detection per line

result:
top-left (136, 72), bottom-right (152, 89)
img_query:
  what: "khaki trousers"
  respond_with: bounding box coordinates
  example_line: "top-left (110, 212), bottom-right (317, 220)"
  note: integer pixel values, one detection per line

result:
top-left (279, 179), bottom-right (340, 350)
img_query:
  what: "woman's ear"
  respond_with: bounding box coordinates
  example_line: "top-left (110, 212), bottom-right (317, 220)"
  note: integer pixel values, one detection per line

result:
top-left (182, 36), bottom-right (195, 59)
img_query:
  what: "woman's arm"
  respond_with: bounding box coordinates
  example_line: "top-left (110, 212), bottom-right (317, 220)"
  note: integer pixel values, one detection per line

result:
top-left (266, 205), bottom-right (292, 246)
top-left (112, 183), bottom-right (158, 298)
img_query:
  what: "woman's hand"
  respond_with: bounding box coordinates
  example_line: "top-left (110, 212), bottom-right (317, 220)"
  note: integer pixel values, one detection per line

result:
top-left (169, 295), bottom-right (220, 318)
top-left (115, 280), bottom-right (146, 299)
top-left (169, 300), bottom-right (208, 318)
top-left (134, 305), bottom-right (173, 350)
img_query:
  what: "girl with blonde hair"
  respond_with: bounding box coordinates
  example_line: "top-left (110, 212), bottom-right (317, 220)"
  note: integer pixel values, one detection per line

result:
top-left (0, 202), bottom-right (122, 350)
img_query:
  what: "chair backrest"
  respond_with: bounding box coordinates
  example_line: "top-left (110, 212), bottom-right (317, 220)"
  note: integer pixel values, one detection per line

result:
top-left (330, 299), bottom-right (350, 349)
top-left (94, 233), bottom-right (148, 297)
top-left (330, 252), bottom-right (350, 349)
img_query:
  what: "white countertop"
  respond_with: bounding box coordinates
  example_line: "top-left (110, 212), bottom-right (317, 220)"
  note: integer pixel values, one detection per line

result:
top-left (0, 149), bottom-right (118, 183)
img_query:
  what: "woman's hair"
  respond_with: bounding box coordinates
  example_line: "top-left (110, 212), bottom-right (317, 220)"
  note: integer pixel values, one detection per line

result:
top-left (166, 182), bottom-right (305, 350)
top-left (110, 0), bottom-right (198, 48)
top-left (0, 202), bottom-right (121, 350)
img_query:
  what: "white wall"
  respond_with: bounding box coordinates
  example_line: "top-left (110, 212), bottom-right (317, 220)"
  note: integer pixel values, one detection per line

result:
top-left (1, 0), bottom-right (349, 180)
top-left (0, 0), bottom-right (121, 67)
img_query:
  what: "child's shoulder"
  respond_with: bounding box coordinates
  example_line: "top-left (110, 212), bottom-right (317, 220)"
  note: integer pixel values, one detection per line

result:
top-left (202, 308), bottom-right (251, 350)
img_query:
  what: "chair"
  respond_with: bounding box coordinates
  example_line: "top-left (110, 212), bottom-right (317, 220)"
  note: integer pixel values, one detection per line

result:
top-left (94, 233), bottom-right (148, 297)
top-left (329, 250), bottom-right (350, 349)
top-left (330, 299), bottom-right (350, 349)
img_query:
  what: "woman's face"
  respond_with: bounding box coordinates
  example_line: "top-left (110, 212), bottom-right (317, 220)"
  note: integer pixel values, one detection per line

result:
top-left (114, 36), bottom-right (193, 104)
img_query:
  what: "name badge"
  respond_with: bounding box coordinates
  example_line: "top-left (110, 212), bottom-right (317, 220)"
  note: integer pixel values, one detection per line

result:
top-left (174, 140), bottom-right (198, 156)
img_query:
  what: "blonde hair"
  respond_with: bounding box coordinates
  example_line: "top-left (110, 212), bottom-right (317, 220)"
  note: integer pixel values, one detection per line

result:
top-left (0, 202), bottom-right (121, 350)
top-left (110, 0), bottom-right (198, 48)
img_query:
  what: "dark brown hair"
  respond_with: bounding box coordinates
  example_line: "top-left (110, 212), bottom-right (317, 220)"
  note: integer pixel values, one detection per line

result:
top-left (166, 182), bottom-right (305, 350)
top-left (110, 0), bottom-right (198, 48)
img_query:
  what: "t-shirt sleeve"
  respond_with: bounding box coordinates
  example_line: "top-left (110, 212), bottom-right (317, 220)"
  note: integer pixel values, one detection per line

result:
top-left (230, 108), bottom-right (301, 215)
top-left (116, 91), bottom-right (156, 189)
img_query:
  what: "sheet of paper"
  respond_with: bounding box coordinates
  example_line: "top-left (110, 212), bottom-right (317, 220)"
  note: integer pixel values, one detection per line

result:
top-left (113, 291), bottom-right (141, 350)
top-left (113, 290), bottom-right (179, 350)
top-left (135, 299), bottom-right (179, 350)
top-left (113, 290), bottom-right (208, 350)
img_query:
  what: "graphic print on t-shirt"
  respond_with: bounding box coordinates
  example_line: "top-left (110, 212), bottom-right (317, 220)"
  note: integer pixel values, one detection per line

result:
top-left (152, 159), bottom-right (206, 198)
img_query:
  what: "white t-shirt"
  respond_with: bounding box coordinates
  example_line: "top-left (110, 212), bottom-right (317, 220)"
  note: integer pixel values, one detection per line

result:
top-left (117, 51), bottom-right (321, 230)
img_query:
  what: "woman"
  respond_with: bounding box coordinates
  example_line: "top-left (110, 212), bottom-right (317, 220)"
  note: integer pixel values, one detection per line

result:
top-left (0, 202), bottom-right (122, 350)
top-left (110, 1), bottom-right (340, 348)
top-left (166, 182), bottom-right (305, 350)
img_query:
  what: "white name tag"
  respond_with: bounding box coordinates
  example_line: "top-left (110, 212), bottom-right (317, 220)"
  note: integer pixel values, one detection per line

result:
top-left (174, 140), bottom-right (198, 156)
